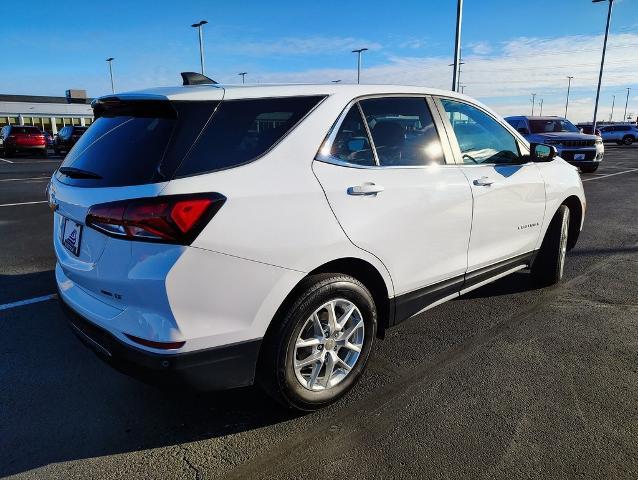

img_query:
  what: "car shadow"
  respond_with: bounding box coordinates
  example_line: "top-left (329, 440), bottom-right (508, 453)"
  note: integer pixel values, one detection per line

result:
top-left (0, 270), bottom-right (299, 478)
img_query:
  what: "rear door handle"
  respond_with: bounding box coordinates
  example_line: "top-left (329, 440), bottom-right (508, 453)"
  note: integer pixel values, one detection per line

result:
top-left (473, 176), bottom-right (495, 187)
top-left (347, 182), bottom-right (384, 196)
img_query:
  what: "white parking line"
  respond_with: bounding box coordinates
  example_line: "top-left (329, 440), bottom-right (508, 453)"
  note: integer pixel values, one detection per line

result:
top-left (0, 158), bottom-right (14, 163)
top-left (0, 294), bottom-right (57, 311)
top-left (582, 168), bottom-right (638, 182)
top-left (0, 176), bottom-right (50, 182)
top-left (0, 200), bottom-right (48, 207)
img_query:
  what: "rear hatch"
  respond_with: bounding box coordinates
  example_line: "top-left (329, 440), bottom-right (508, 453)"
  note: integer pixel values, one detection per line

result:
top-left (51, 91), bottom-right (225, 308)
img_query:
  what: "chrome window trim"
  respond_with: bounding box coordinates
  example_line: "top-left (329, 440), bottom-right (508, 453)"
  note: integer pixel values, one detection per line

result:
top-left (315, 93), bottom-right (457, 170)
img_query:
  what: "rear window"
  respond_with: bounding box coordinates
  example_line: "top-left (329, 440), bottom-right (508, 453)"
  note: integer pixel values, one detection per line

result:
top-left (11, 126), bottom-right (41, 134)
top-left (56, 96), bottom-right (324, 187)
top-left (174, 96), bottom-right (325, 177)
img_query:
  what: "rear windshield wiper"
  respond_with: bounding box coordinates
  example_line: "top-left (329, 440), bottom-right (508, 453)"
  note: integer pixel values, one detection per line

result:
top-left (58, 167), bottom-right (103, 179)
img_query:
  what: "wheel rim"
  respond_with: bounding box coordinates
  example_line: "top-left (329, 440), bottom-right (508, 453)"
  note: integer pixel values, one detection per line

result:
top-left (293, 298), bottom-right (365, 391)
top-left (558, 212), bottom-right (569, 278)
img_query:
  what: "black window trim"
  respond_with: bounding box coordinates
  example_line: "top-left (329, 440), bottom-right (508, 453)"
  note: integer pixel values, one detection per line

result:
top-left (172, 94), bottom-right (329, 179)
top-left (431, 95), bottom-right (531, 166)
top-left (315, 93), bottom-right (456, 170)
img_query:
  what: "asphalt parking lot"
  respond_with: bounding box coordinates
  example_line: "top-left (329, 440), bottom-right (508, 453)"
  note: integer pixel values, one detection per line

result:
top-left (1, 147), bottom-right (637, 479)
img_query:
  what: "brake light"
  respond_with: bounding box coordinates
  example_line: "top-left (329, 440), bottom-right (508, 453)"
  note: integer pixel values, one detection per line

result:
top-left (86, 193), bottom-right (225, 244)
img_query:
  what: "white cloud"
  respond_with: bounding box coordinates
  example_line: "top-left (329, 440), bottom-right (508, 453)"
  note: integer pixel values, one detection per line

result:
top-left (233, 32), bottom-right (638, 122)
top-left (468, 41), bottom-right (492, 55)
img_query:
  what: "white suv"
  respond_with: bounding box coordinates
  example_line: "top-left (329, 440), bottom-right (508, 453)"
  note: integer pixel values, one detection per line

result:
top-left (50, 82), bottom-right (586, 411)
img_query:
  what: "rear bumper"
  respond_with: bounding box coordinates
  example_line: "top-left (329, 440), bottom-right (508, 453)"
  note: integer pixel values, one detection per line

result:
top-left (59, 294), bottom-right (262, 391)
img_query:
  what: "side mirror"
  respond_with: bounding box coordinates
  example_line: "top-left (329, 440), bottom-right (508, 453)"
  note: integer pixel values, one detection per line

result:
top-left (517, 127), bottom-right (530, 135)
top-left (530, 143), bottom-right (557, 162)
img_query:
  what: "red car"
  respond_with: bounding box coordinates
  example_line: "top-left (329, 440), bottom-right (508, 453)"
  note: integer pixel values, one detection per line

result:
top-left (0, 125), bottom-right (47, 157)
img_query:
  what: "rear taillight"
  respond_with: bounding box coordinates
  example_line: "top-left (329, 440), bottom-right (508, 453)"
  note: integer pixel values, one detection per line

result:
top-left (86, 193), bottom-right (225, 244)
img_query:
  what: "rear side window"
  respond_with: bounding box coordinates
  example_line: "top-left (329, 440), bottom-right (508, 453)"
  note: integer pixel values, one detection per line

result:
top-left (328, 105), bottom-right (375, 166)
top-left (359, 97), bottom-right (445, 166)
top-left (174, 96), bottom-right (325, 177)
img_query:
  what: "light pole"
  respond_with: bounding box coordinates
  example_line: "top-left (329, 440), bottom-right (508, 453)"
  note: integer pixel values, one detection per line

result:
top-left (610, 94), bottom-right (615, 122)
top-left (191, 20), bottom-right (208, 75)
top-left (531, 93), bottom-right (537, 116)
top-left (565, 76), bottom-right (574, 118)
top-left (460, 84), bottom-right (466, 94)
top-left (105, 57), bottom-right (115, 94)
top-left (539, 98), bottom-right (544, 116)
top-left (238, 72), bottom-right (247, 84)
top-left (592, 0), bottom-right (614, 132)
top-left (352, 48), bottom-right (368, 84)
top-left (451, 0), bottom-right (463, 92)
top-left (624, 87), bottom-right (631, 122)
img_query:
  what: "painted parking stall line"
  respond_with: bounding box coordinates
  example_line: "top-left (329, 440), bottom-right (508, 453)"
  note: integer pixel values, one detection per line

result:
top-left (582, 168), bottom-right (638, 182)
top-left (0, 294), bottom-right (57, 311)
top-left (0, 158), bottom-right (14, 163)
top-left (0, 177), bottom-right (50, 182)
top-left (0, 200), bottom-right (48, 208)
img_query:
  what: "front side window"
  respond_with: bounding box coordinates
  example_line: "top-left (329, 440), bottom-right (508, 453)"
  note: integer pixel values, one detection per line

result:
top-left (440, 99), bottom-right (520, 165)
top-left (359, 97), bottom-right (445, 166)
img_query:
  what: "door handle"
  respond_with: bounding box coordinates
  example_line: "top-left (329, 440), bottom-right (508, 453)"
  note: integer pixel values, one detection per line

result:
top-left (473, 176), bottom-right (495, 187)
top-left (347, 182), bottom-right (384, 196)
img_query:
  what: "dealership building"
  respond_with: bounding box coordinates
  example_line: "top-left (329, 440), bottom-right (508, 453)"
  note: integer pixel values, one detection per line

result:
top-left (0, 90), bottom-right (94, 134)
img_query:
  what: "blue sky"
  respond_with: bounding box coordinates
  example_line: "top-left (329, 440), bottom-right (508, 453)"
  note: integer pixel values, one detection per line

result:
top-left (1, 0), bottom-right (637, 121)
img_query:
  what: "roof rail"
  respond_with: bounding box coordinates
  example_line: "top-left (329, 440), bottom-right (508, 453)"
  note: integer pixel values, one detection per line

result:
top-left (181, 72), bottom-right (218, 86)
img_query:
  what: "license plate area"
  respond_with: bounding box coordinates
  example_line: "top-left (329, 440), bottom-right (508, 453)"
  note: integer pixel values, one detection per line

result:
top-left (62, 218), bottom-right (83, 256)
top-left (574, 153), bottom-right (586, 160)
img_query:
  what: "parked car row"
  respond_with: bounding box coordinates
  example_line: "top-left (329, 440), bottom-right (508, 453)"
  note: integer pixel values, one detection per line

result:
top-left (0, 125), bottom-right (88, 157)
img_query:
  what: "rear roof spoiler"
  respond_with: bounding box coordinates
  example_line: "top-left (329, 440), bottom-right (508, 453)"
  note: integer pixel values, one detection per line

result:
top-left (181, 72), bottom-right (218, 86)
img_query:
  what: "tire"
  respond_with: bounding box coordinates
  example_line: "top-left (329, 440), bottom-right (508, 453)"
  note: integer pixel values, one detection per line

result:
top-left (258, 273), bottom-right (377, 411)
top-left (580, 164), bottom-right (599, 173)
top-left (531, 205), bottom-right (570, 287)
top-left (622, 135), bottom-right (634, 146)
top-left (54, 148), bottom-right (60, 156)
top-left (4, 148), bottom-right (13, 158)
top-left (40, 149), bottom-right (48, 158)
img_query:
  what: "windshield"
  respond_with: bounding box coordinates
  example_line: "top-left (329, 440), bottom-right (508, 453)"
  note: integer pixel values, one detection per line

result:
top-left (529, 119), bottom-right (580, 134)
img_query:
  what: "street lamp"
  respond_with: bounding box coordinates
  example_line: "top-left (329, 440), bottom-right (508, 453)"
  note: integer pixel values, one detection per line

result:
top-left (592, 0), bottom-right (614, 131)
top-left (191, 20), bottom-right (208, 75)
top-left (451, 0), bottom-right (463, 92)
top-left (624, 87), bottom-right (631, 122)
top-left (565, 76), bottom-right (574, 118)
top-left (238, 72), bottom-right (247, 84)
top-left (106, 57), bottom-right (115, 94)
top-left (351, 48), bottom-right (368, 84)
top-left (610, 94), bottom-right (615, 122)
top-left (539, 98), bottom-right (544, 116)
top-left (531, 93), bottom-right (537, 116)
